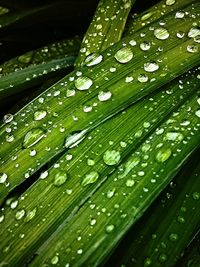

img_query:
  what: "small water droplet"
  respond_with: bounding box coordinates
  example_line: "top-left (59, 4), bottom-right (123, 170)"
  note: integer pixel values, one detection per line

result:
top-left (24, 207), bottom-right (37, 222)
top-left (192, 192), bottom-right (199, 200)
top-left (138, 74), bottom-right (148, 83)
top-left (23, 128), bottom-right (45, 148)
top-left (164, 132), bottom-right (184, 142)
top-left (54, 171), bottom-right (68, 187)
top-left (66, 89), bottom-right (76, 97)
top-left (156, 148), bottom-right (172, 162)
top-left (144, 62), bottom-right (159, 72)
top-left (82, 171), bottom-right (99, 186)
top-left (98, 91), bottom-right (112, 101)
top-left (85, 53), bottom-right (103, 66)
top-left (75, 76), bottom-right (93, 90)
top-left (39, 170), bottom-right (49, 179)
top-left (0, 173), bottom-right (8, 183)
top-left (51, 255), bottom-right (59, 265)
top-left (87, 159), bottom-right (95, 166)
top-left (187, 45), bottom-right (198, 53)
top-left (3, 114), bottom-right (13, 124)
top-left (105, 224), bottom-right (115, 233)
top-left (0, 215), bottom-right (4, 223)
top-left (34, 110), bottom-right (47, 121)
top-left (126, 179), bottom-right (135, 187)
top-left (103, 150), bottom-right (121, 165)
top-left (144, 257), bottom-right (152, 266)
top-left (159, 253), bottom-right (167, 263)
top-left (90, 218), bottom-right (97, 226)
top-left (10, 200), bottom-right (18, 209)
top-left (15, 209), bottom-right (26, 220)
top-left (129, 40), bottom-right (137, 46)
top-left (140, 41), bottom-right (151, 51)
top-left (177, 215), bottom-right (185, 223)
top-left (154, 28), bottom-right (170, 40)
top-left (18, 54), bottom-right (32, 64)
top-left (175, 11), bottom-right (185, 19)
top-left (195, 109), bottom-right (200, 118)
top-left (114, 47), bottom-right (133, 63)
top-left (169, 233), bottom-right (178, 242)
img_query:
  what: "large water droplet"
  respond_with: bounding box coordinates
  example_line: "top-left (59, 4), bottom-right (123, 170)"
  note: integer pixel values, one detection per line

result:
top-left (85, 53), bottom-right (103, 66)
top-left (156, 148), bottom-right (172, 162)
top-left (166, 0), bottom-right (175, 5)
top-left (175, 11), bottom-right (185, 19)
top-left (34, 110), bottom-right (47, 121)
top-left (81, 171), bottom-right (99, 186)
top-left (0, 173), bottom-right (8, 183)
top-left (15, 209), bottom-right (26, 220)
top-left (164, 132), bottom-right (184, 142)
top-left (188, 28), bottom-right (200, 38)
top-left (54, 171), bottom-right (68, 187)
top-left (24, 208), bottom-right (37, 222)
top-left (64, 130), bottom-right (87, 148)
top-left (114, 47), bottom-right (133, 63)
top-left (154, 28), bottom-right (170, 40)
top-left (75, 76), bottom-right (93, 90)
top-left (98, 91), bottom-right (112, 101)
top-left (103, 150), bottom-right (121, 165)
top-left (23, 128), bottom-right (45, 148)
top-left (144, 62), bottom-right (159, 72)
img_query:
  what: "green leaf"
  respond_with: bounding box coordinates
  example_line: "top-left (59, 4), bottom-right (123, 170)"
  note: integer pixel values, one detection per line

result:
top-left (0, 2), bottom-right (199, 202)
top-left (105, 148), bottom-right (200, 267)
top-left (0, 67), bottom-right (199, 266)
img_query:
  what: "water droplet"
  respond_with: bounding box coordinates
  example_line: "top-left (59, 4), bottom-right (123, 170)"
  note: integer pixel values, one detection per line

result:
top-left (24, 207), bottom-right (37, 222)
top-left (34, 110), bottom-right (47, 121)
top-left (175, 11), bottom-right (185, 19)
top-left (30, 149), bottom-right (37, 156)
top-left (126, 179), bottom-right (135, 187)
top-left (176, 31), bottom-right (185, 39)
top-left (164, 132), bottom-right (184, 142)
top-left (187, 45), bottom-right (198, 53)
top-left (85, 53), bottom-right (103, 66)
top-left (188, 28), bottom-right (200, 38)
top-left (138, 74), bottom-right (148, 83)
top-left (177, 215), bottom-right (185, 223)
top-left (10, 200), bottom-right (18, 209)
top-left (54, 171), bottom-right (68, 187)
top-left (140, 41), bottom-right (151, 51)
top-left (39, 170), bottom-right (49, 179)
top-left (192, 192), bottom-right (199, 200)
top-left (77, 249), bottom-right (83, 255)
top-left (15, 209), bottom-right (26, 220)
top-left (0, 215), bottom-right (4, 223)
top-left (90, 218), bottom-right (96, 226)
top-left (195, 109), bottom-right (200, 118)
top-left (144, 62), bottom-right (159, 72)
top-left (154, 28), bottom-right (170, 40)
top-left (23, 128), bottom-right (45, 148)
top-left (87, 159), bottom-right (95, 166)
top-left (169, 233), bottom-right (178, 242)
top-left (159, 253), bottom-right (167, 263)
top-left (105, 224), bottom-right (115, 233)
top-left (166, 0), bottom-right (175, 5)
top-left (114, 47), bottom-right (133, 63)
top-left (128, 40), bottom-right (137, 47)
top-left (75, 76), bottom-right (93, 90)
top-left (64, 130), bottom-right (87, 148)
top-left (103, 150), bottom-right (121, 165)
top-left (98, 91), bottom-right (112, 101)
top-left (156, 148), bottom-right (172, 162)
top-left (0, 173), bottom-right (8, 183)
top-left (82, 171), bottom-right (99, 186)
top-left (51, 255), bottom-right (59, 265)
top-left (3, 114), bottom-right (13, 124)
top-left (144, 257), bottom-right (152, 266)
top-left (66, 89), bottom-right (76, 97)
top-left (107, 189), bottom-right (115, 198)
top-left (18, 54), bottom-right (32, 64)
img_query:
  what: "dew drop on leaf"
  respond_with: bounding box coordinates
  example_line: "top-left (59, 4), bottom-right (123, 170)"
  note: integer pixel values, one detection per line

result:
top-left (103, 150), bottom-right (121, 165)
top-left (23, 128), bottom-right (45, 148)
top-left (34, 110), bottom-right (47, 121)
top-left (156, 148), bottom-right (172, 162)
top-left (74, 76), bottom-right (93, 90)
top-left (81, 171), bottom-right (99, 186)
top-left (114, 47), bottom-right (133, 63)
top-left (154, 28), bottom-right (170, 40)
top-left (54, 171), bottom-right (68, 187)
top-left (85, 53), bottom-right (103, 66)
top-left (144, 62), bottom-right (159, 72)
